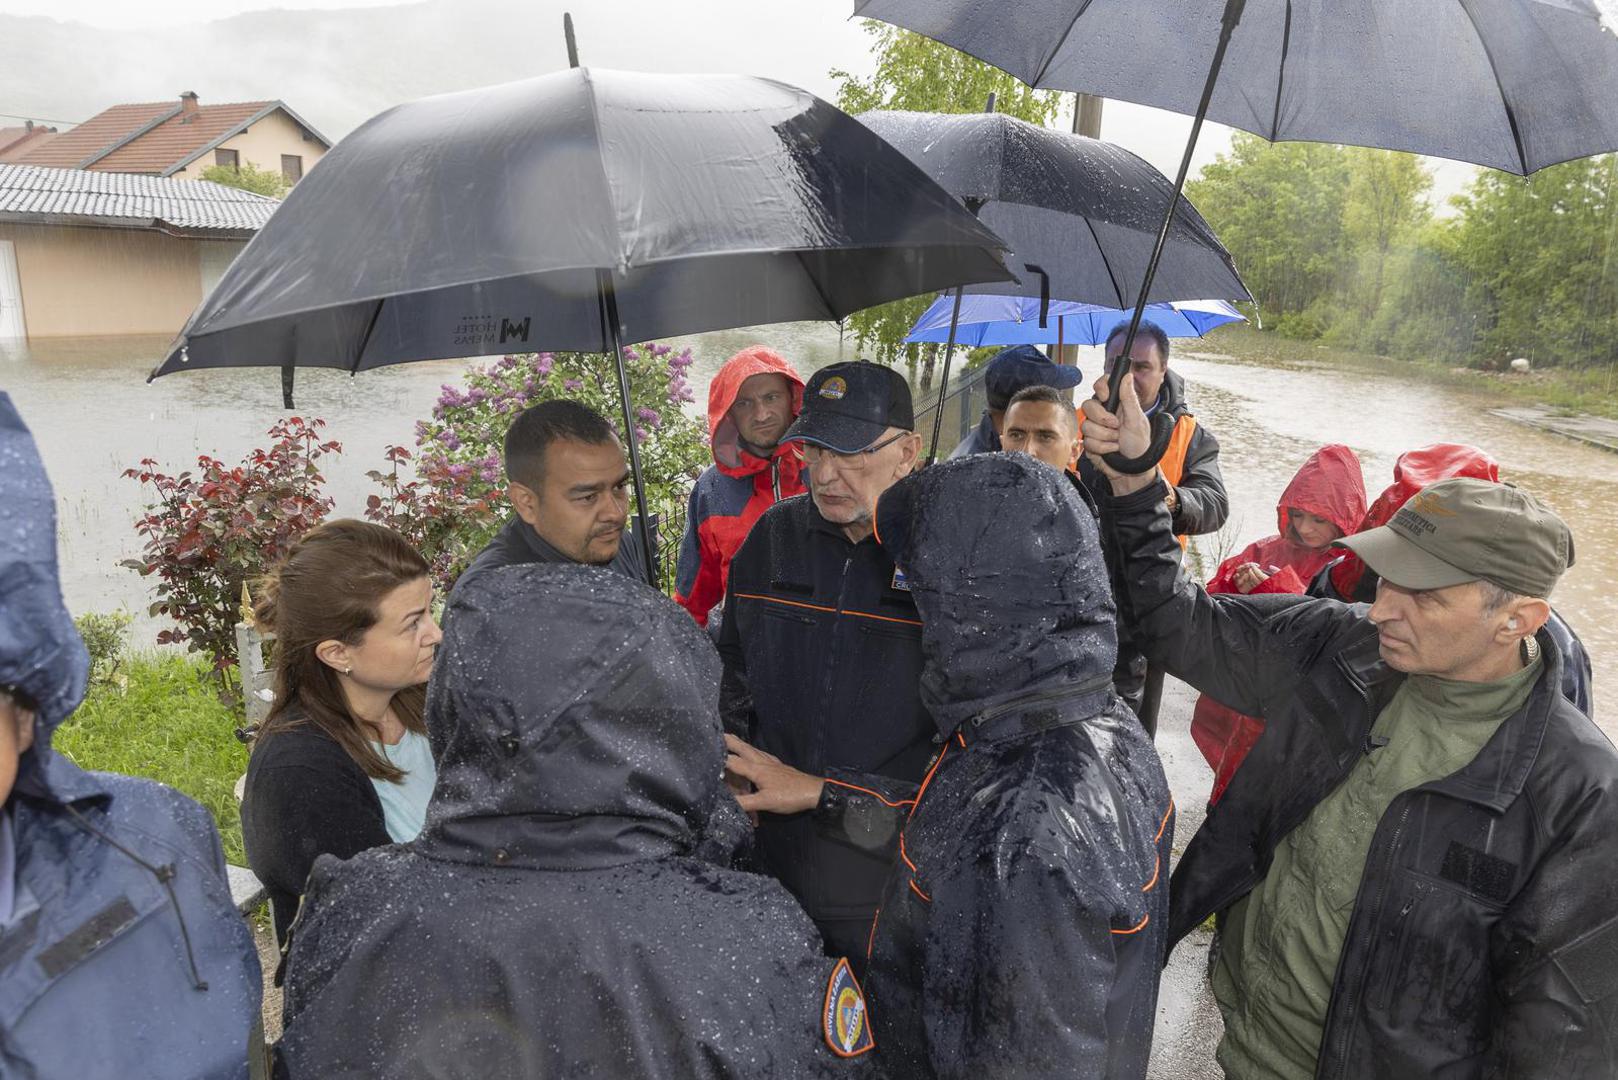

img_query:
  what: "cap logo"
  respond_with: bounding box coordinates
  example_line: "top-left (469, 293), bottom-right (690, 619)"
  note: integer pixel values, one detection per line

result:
top-left (1407, 491), bottom-right (1458, 519)
top-left (818, 376), bottom-right (848, 401)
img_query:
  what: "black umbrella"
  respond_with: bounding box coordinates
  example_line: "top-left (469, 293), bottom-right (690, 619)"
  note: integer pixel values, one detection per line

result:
top-left (855, 0), bottom-right (1618, 469)
top-left (150, 26), bottom-right (1013, 583)
top-left (859, 108), bottom-right (1250, 459)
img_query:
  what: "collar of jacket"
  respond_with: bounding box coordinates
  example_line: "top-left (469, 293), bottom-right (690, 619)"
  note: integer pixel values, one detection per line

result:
top-left (719, 440), bottom-right (798, 482)
top-left (515, 517), bottom-right (573, 563)
top-left (1334, 624), bottom-right (1562, 813)
top-left (413, 812), bottom-right (692, 871)
top-left (12, 746), bottom-right (110, 809)
top-left (957, 675), bottom-right (1116, 744)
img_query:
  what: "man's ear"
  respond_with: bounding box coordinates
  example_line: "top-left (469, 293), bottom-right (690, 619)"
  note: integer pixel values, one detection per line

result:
top-left (894, 432), bottom-right (923, 478)
top-left (1502, 597), bottom-right (1552, 642)
top-left (508, 480), bottom-right (542, 527)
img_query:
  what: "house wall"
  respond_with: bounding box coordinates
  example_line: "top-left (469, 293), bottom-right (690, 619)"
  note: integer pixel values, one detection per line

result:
top-left (169, 110), bottom-right (328, 183)
top-left (0, 222), bottom-right (203, 337)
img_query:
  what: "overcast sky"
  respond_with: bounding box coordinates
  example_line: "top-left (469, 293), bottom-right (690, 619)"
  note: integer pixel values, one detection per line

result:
top-left (0, 0), bottom-right (1482, 205)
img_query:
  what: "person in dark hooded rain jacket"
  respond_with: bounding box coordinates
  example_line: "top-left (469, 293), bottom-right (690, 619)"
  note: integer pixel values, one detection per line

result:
top-left (675, 345), bottom-right (807, 626)
top-left (1193, 444), bottom-right (1367, 804)
top-left (1308, 442), bottom-right (1594, 716)
top-left (0, 393), bottom-right (263, 1079)
top-left (275, 563), bottom-right (879, 1079)
top-left (728, 454), bottom-right (1175, 1080)
top-left (1083, 381), bottom-right (1618, 1080)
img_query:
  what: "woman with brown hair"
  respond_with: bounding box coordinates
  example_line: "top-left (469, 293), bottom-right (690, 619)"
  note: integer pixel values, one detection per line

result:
top-left (241, 519), bottom-right (442, 942)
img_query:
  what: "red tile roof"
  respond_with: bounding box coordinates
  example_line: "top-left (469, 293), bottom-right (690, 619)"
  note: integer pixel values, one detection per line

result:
top-left (0, 125), bottom-right (59, 163)
top-left (11, 97), bottom-right (324, 175)
top-left (14, 102), bottom-right (177, 169)
top-left (95, 101), bottom-right (276, 174)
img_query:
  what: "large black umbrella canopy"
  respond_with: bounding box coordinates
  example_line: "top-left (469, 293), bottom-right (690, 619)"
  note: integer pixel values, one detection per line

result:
top-left (859, 110), bottom-right (1249, 308)
top-left (856, 0), bottom-right (1618, 471)
top-left (853, 0), bottom-right (1618, 176)
top-left (150, 67), bottom-right (1012, 379)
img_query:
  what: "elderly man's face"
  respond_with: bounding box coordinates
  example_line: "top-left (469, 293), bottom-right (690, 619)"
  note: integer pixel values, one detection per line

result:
top-left (1002, 400), bottom-right (1080, 471)
top-left (801, 428), bottom-right (921, 539)
top-left (1107, 334), bottom-right (1168, 409)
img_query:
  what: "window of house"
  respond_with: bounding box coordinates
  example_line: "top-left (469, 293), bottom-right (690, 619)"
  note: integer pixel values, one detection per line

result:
top-left (215, 148), bottom-right (239, 168)
top-left (281, 155), bottom-right (303, 183)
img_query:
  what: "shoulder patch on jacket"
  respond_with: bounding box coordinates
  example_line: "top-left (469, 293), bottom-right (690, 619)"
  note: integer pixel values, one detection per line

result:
top-left (823, 956), bottom-right (874, 1058)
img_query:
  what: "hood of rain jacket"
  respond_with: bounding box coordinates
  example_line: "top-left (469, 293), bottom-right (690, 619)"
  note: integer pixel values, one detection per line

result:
top-left (1207, 444), bottom-right (1367, 596)
top-left (276, 563), bottom-right (877, 1079)
top-left (706, 345), bottom-right (805, 479)
top-left (674, 347), bottom-right (807, 625)
top-left (0, 393), bottom-right (261, 1080)
top-left (838, 455), bottom-right (1172, 1078)
top-left (874, 453), bottom-right (1117, 735)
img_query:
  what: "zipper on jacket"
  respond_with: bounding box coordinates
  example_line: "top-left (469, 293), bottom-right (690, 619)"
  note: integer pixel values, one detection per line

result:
top-left (813, 555), bottom-right (856, 768)
top-left (771, 459), bottom-right (781, 502)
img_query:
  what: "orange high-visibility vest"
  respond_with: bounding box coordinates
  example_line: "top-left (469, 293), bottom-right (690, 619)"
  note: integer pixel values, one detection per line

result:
top-left (1159, 415), bottom-right (1199, 549)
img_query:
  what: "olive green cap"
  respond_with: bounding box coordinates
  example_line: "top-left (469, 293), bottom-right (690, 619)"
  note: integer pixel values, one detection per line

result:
top-left (1334, 477), bottom-right (1573, 599)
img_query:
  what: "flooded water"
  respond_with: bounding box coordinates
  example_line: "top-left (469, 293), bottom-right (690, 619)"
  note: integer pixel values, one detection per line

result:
top-left (2, 327), bottom-right (1610, 734)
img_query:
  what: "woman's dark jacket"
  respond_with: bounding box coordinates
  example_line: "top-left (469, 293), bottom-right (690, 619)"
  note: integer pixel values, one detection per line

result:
top-left (275, 565), bottom-right (876, 1079)
top-left (815, 455), bottom-right (1174, 1079)
top-left (241, 717), bottom-right (389, 942)
top-left (1101, 475), bottom-right (1618, 1079)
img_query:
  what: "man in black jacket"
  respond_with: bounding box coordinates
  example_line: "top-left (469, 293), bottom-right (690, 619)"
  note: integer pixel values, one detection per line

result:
top-left (1083, 380), bottom-right (1618, 1079)
top-left (717, 360), bottom-right (931, 962)
top-left (455, 399), bottom-right (646, 594)
top-left (727, 454), bottom-right (1174, 1079)
top-left (1079, 321), bottom-right (1228, 733)
top-left (276, 565), bottom-right (877, 1078)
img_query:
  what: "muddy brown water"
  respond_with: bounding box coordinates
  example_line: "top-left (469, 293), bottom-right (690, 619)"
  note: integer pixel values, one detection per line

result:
top-left (2, 328), bottom-right (1610, 736)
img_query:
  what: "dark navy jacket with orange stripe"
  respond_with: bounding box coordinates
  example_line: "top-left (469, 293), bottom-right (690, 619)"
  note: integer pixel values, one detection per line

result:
top-left (717, 492), bottom-right (935, 957)
top-left (808, 455), bottom-right (1174, 1079)
top-left (676, 347), bottom-right (807, 626)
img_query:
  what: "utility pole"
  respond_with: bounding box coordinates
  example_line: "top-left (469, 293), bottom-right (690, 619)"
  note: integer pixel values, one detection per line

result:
top-left (1060, 94), bottom-right (1104, 368)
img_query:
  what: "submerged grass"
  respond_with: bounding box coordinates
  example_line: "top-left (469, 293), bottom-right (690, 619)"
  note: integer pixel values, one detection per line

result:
top-left (53, 653), bottom-right (248, 865)
top-left (1197, 325), bottom-right (1618, 421)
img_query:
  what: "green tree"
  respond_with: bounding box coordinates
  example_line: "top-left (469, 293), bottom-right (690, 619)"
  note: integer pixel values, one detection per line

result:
top-left (199, 161), bottom-right (288, 199)
top-left (1186, 133), bottom-right (1353, 328)
top-left (831, 21), bottom-right (1062, 369)
top-left (1446, 155), bottom-right (1618, 369)
top-left (1341, 149), bottom-right (1433, 318)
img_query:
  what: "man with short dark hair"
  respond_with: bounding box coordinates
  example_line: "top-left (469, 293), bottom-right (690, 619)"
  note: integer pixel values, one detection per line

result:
top-left (718, 360), bottom-right (931, 961)
top-left (948, 344), bottom-right (1084, 459)
top-left (1001, 384), bottom-right (1081, 472)
top-left (1080, 320), bottom-right (1228, 731)
top-left (457, 399), bottom-right (646, 591)
top-left (1083, 379), bottom-right (1618, 1079)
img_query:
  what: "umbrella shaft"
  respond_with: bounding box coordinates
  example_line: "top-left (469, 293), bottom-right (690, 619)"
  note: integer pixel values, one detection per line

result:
top-left (599, 270), bottom-right (658, 587)
top-left (927, 286), bottom-right (967, 464)
top-left (1107, 0), bottom-right (1247, 412)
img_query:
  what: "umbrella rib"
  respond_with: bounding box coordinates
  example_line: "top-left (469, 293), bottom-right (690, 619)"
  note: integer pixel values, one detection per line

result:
top-left (1029, 0), bottom-right (1101, 89)
top-left (350, 300), bottom-right (385, 375)
top-left (1457, 0), bottom-right (1530, 174)
top-left (793, 250), bottom-right (841, 322)
top-left (1081, 214), bottom-right (1127, 308)
top-left (1269, 0), bottom-right (1292, 140)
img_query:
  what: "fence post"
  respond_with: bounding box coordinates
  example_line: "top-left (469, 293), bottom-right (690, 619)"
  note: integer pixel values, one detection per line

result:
top-left (236, 583), bottom-right (274, 729)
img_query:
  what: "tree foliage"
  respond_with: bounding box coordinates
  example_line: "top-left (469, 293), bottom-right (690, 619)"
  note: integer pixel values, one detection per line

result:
top-left (831, 21), bottom-right (1062, 364)
top-left (199, 161), bottom-right (288, 199)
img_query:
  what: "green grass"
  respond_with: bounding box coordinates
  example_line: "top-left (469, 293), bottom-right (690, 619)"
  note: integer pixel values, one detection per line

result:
top-left (53, 654), bottom-right (249, 865)
top-left (1198, 324), bottom-right (1618, 421)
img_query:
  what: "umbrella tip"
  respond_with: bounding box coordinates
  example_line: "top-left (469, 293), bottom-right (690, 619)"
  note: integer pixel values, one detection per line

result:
top-left (564, 12), bottom-right (579, 68)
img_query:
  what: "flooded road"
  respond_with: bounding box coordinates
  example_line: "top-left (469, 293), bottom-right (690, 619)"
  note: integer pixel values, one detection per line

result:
top-left (2, 328), bottom-right (1610, 733)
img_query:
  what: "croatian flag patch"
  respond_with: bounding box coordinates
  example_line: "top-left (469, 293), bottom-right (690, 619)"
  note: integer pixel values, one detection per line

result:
top-left (823, 957), bottom-right (875, 1058)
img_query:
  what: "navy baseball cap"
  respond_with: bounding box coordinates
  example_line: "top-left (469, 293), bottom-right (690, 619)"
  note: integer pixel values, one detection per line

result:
top-left (984, 345), bottom-right (1085, 411)
top-left (781, 361), bottom-right (914, 453)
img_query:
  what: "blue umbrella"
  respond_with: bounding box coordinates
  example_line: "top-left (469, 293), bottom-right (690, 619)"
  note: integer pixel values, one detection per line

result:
top-left (906, 295), bottom-right (1245, 347)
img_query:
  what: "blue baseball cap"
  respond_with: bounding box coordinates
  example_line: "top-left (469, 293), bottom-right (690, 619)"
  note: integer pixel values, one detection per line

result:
top-left (984, 345), bottom-right (1084, 410)
top-left (781, 361), bottom-right (914, 454)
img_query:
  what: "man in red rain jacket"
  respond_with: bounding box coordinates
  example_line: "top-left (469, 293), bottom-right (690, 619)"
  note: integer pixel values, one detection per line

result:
top-left (675, 346), bottom-right (807, 626)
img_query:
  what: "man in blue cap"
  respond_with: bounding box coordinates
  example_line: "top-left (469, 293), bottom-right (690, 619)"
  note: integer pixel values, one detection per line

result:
top-left (947, 343), bottom-right (1084, 459)
top-left (717, 360), bottom-right (932, 963)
